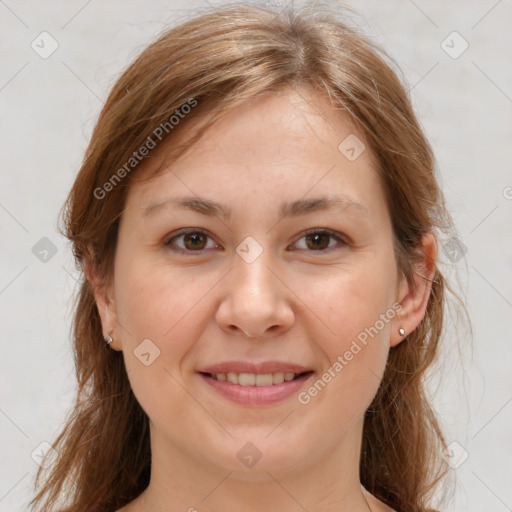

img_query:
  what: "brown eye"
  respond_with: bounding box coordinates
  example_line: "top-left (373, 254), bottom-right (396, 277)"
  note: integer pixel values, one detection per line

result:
top-left (294, 229), bottom-right (347, 252)
top-left (165, 229), bottom-right (218, 254)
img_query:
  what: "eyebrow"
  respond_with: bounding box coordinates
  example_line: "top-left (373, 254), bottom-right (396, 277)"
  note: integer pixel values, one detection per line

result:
top-left (142, 194), bottom-right (369, 219)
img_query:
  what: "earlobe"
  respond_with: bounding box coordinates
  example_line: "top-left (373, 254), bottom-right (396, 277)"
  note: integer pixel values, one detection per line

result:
top-left (390, 232), bottom-right (438, 347)
top-left (84, 252), bottom-right (120, 350)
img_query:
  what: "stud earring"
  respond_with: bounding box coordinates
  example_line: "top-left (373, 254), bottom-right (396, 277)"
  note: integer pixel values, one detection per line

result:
top-left (398, 328), bottom-right (406, 336)
top-left (105, 334), bottom-right (113, 346)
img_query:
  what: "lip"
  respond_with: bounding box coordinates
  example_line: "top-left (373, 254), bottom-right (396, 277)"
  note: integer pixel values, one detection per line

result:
top-left (197, 361), bottom-right (313, 374)
top-left (198, 371), bottom-right (315, 405)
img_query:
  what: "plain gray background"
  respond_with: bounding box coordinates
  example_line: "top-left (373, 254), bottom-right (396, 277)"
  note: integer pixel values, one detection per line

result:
top-left (1, 1), bottom-right (511, 511)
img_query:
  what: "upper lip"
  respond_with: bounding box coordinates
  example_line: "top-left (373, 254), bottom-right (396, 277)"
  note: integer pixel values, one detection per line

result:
top-left (197, 361), bottom-right (314, 375)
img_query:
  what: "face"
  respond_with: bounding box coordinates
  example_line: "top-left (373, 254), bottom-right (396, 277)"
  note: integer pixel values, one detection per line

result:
top-left (95, 88), bottom-right (420, 481)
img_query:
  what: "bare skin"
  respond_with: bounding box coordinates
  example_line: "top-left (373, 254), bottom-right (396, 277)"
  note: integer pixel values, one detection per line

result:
top-left (87, 87), bottom-right (436, 512)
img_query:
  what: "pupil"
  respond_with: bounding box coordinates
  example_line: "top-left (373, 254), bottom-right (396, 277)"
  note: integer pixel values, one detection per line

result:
top-left (185, 233), bottom-right (205, 250)
top-left (307, 233), bottom-right (328, 250)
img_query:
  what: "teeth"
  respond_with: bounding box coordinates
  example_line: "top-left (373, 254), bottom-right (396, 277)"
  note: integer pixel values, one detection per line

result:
top-left (210, 371), bottom-right (302, 386)
top-left (226, 372), bottom-right (238, 384)
top-left (273, 372), bottom-right (285, 384)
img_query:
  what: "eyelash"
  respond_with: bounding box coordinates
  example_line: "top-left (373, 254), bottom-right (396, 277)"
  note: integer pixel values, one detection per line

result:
top-left (163, 228), bottom-right (348, 255)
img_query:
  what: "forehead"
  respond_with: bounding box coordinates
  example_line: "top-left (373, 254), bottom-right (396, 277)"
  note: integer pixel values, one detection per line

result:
top-left (124, 88), bottom-right (384, 218)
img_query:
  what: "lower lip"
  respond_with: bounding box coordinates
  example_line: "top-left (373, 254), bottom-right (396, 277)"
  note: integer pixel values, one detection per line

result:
top-left (198, 372), bottom-right (314, 405)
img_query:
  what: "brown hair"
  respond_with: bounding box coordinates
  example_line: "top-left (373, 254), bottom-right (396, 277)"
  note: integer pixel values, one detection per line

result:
top-left (30, 2), bottom-right (467, 511)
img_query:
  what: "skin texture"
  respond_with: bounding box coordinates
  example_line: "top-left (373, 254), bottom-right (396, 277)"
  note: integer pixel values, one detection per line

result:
top-left (87, 88), bottom-right (437, 512)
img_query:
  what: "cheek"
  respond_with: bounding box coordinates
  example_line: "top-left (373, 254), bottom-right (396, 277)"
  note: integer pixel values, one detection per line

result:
top-left (112, 257), bottom-right (216, 420)
top-left (299, 249), bottom-right (397, 347)
top-left (297, 248), bottom-right (397, 409)
top-left (113, 253), bottom-right (217, 356)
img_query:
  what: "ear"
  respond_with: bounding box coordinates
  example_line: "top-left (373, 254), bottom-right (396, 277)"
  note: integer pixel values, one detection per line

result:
top-left (84, 248), bottom-right (121, 351)
top-left (390, 232), bottom-right (437, 347)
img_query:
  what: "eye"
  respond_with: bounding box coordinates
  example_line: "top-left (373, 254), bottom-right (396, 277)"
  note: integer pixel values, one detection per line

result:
top-left (163, 228), bottom-right (348, 255)
top-left (292, 229), bottom-right (347, 252)
top-left (164, 229), bottom-right (219, 254)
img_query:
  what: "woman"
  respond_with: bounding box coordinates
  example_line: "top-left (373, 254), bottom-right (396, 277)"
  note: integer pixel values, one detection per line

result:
top-left (30, 2), bottom-right (464, 511)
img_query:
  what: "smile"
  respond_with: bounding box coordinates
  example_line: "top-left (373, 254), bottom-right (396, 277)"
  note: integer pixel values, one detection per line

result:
top-left (205, 371), bottom-right (311, 386)
top-left (198, 371), bottom-right (315, 405)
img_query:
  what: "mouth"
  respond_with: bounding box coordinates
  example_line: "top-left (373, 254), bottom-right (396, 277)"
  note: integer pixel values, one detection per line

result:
top-left (197, 370), bottom-right (315, 405)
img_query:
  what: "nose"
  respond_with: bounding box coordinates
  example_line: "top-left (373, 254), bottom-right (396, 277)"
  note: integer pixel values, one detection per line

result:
top-left (215, 248), bottom-right (295, 338)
